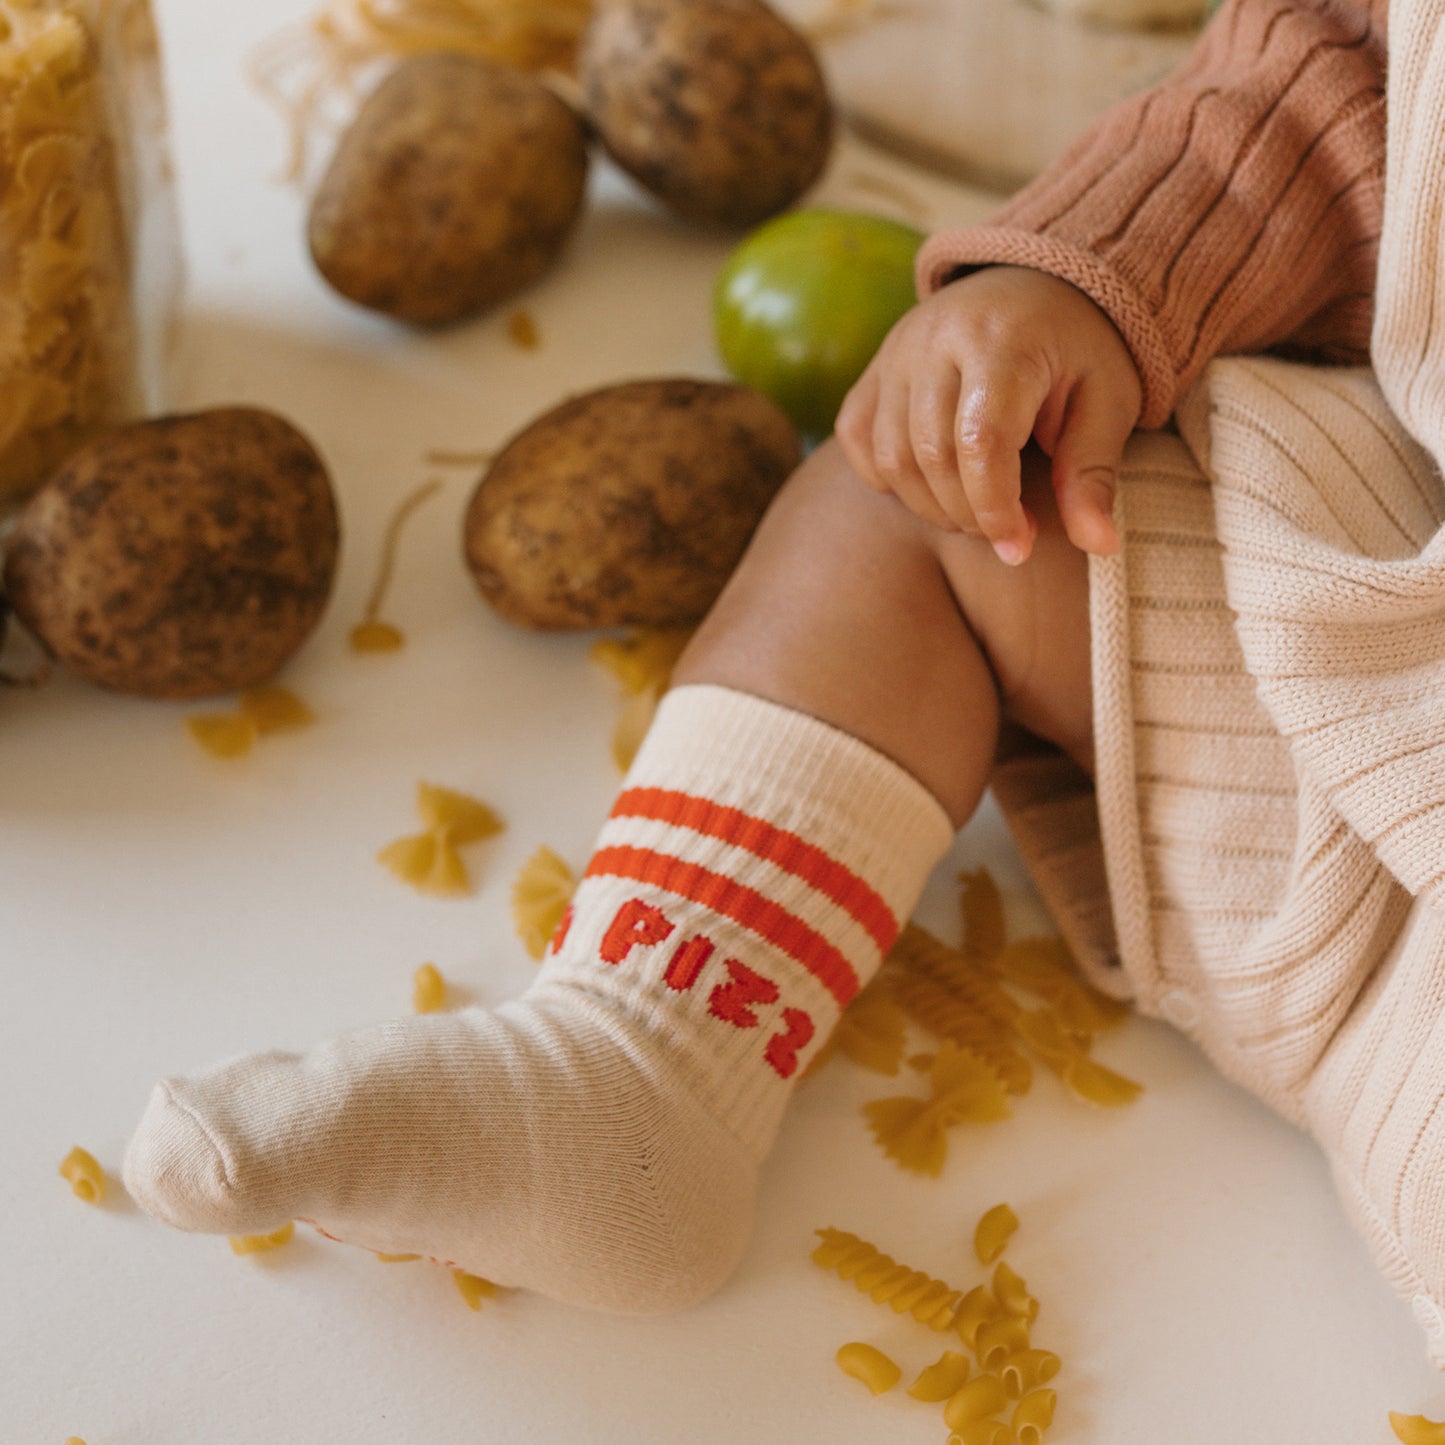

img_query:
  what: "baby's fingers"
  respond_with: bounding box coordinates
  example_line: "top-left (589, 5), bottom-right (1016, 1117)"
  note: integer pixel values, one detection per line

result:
top-left (1050, 377), bottom-right (1135, 556)
top-left (908, 369), bottom-right (975, 530)
top-left (954, 368), bottom-right (1042, 564)
top-left (871, 374), bottom-right (958, 530)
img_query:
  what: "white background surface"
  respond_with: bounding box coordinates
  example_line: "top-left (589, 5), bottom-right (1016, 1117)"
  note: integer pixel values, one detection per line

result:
top-left (3, 1), bottom-right (1441, 1441)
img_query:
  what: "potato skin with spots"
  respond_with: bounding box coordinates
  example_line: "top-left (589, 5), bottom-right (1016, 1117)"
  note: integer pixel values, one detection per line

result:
top-left (308, 53), bottom-right (590, 325)
top-left (2, 408), bottom-right (339, 698)
top-left (463, 378), bottom-right (801, 629)
top-left (580, 0), bottom-right (833, 229)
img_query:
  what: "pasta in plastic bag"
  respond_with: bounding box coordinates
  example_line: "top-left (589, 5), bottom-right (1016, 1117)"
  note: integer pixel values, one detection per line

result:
top-left (0, 0), bottom-right (180, 503)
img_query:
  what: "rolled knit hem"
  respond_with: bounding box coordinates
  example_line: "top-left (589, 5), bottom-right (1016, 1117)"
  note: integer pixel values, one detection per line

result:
top-left (1087, 519), bottom-right (1159, 1000)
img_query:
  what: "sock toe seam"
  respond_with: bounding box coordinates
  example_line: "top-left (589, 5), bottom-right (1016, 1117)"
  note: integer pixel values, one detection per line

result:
top-left (160, 1080), bottom-right (238, 1195)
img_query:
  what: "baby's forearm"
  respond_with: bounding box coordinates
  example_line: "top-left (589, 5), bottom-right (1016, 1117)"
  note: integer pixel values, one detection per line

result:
top-left (918, 0), bottom-right (1387, 426)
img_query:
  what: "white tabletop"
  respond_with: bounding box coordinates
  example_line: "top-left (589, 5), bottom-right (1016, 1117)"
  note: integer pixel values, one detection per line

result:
top-left (3, 2), bottom-right (1439, 1441)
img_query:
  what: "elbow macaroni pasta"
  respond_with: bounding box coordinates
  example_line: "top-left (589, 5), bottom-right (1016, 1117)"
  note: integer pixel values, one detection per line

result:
top-left (834, 1342), bottom-right (901, 1395)
top-left (453, 1270), bottom-right (498, 1310)
top-left (1012, 1387), bottom-right (1057, 1445)
top-left (992, 1260), bottom-right (1038, 1322)
top-left (950, 1423), bottom-right (1013, 1445)
top-left (953, 1284), bottom-right (1001, 1350)
top-left (1392, 1415), bottom-right (1445, 1445)
top-left (412, 962), bottom-right (446, 1013)
top-left (908, 1349), bottom-right (972, 1401)
top-left (999, 1349), bottom-right (1061, 1398)
top-left (58, 1146), bottom-right (105, 1203)
top-left (1061, 1054), bottom-right (1145, 1108)
top-left (975, 1315), bottom-right (1031, 1370)
top-left (229, 1221), bottom-right (295, 1255)
top-left (973, 1203), bottom-right (1019, 1265)
top-left (943, 1373), bottom-right (1009, 1432)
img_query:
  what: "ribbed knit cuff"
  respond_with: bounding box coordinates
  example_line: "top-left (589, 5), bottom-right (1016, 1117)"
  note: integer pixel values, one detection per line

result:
top-left (532, 685), bottom-right (956, 1155)
top-left (915, 227), bottom-right (1180, 429)
top-left (629, 685), bottom-right (956, 920)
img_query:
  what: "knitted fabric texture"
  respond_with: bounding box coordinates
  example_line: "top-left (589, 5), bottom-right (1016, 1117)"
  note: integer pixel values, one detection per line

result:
top-left (978, 0), bottom-right (1445, 1366)
top-left (915, 0), bottom-right (1388, 427)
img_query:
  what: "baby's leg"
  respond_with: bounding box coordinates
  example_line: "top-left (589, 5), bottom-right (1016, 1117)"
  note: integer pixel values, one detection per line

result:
top-left (124, 440), bottom-right (1088, 1312)
top-left (678, 438), bottom-right (1093, 818)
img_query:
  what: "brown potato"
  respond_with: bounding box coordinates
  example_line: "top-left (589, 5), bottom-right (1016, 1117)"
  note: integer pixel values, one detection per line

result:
top-left (3, 408), bottom-right (339, 698)
top-left (580, 0), bottom-right (833, 228)
top-left (308, 54), bottom-right (590, 325)
top-left (463, 378), bottom-right (800, 629)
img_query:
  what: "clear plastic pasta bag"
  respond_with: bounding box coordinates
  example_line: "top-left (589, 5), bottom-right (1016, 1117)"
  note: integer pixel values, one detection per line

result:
top-left (0, 0), bottom-right (182, 507)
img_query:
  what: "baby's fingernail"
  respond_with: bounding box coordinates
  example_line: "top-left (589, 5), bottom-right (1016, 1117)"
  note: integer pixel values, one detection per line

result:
top-left (994, 539), bottom-right (1026, 566)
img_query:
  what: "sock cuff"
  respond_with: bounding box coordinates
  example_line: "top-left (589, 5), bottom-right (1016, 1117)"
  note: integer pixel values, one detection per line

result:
top-left (625, 684), bottom-right (956, 928)
top-left (534, 684), bottom-right (956, 1155)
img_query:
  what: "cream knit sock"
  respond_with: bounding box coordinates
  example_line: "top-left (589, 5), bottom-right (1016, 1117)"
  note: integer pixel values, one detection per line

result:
top-left (123, 685), bottom-right (953, 1311)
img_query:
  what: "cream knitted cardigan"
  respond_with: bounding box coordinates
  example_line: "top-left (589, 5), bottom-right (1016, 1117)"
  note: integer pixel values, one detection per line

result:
top-left (968, 0), bottom-right (1445, 1364)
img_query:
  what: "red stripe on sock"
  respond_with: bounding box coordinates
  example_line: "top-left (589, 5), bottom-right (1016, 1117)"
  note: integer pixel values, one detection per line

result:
top-left (609, 787), bottom-right (898, 955)
top-left (584, 844), bottom-right (863, 1009)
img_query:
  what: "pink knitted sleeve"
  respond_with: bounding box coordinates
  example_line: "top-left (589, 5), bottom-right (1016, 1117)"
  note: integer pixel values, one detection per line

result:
top-left (915, 0), bottom-right (1387, 427)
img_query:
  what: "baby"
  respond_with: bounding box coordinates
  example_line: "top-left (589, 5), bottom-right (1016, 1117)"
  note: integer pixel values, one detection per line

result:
top-left (128, 0), bottom-right (1445, 1365)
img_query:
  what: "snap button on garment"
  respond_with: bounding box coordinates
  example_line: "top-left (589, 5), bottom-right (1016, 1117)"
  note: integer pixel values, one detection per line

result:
top-left (1159, 988), bottom-right (1201, 1030)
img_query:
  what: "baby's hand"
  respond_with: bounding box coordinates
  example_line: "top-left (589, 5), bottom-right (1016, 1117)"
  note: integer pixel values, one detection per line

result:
top-left (835, 266), bottom-right (1143, 563)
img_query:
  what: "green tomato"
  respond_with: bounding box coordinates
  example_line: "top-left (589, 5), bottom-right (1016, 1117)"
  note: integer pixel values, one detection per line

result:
top-left (713, 207), bottom-right (926, 441)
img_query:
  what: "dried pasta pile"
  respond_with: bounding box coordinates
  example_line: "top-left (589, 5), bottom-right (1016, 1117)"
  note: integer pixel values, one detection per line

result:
top-left (809, 867), bottom-right (1140, 1177)
top-left (0, 0), bottom-right (138, 501)
top-left (815, 1207), bottom-right (1061, 1442)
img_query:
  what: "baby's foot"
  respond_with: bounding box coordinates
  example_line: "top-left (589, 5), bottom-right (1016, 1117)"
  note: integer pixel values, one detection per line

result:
top-left (124, 686), bottom-right (953, 1310)
top-left (125, 986), bottom-right (757, 1310)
